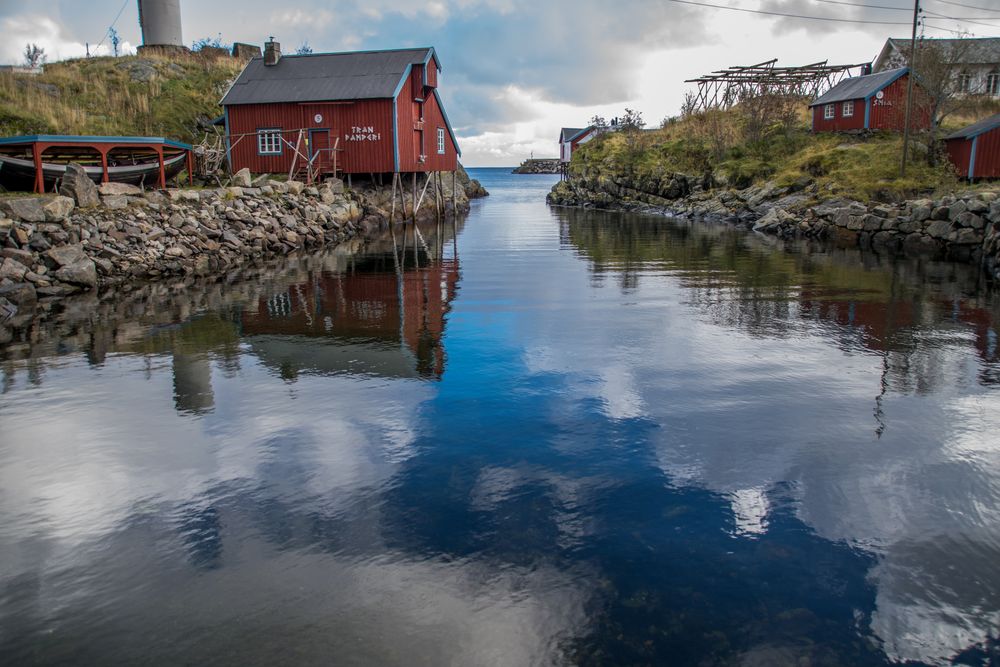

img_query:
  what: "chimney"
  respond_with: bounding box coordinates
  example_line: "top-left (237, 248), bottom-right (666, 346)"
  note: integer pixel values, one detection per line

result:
top-left (264, 38), bottom-right (281, 66)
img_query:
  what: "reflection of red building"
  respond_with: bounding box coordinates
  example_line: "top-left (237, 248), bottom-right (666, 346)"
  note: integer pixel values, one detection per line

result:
top-left (799, 290), bottom-right (998, 363)
top-left (241, 257), bottom-right (460, 379)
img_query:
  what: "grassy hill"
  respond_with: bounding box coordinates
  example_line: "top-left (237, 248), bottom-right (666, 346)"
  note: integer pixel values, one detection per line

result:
top-left (0, 52), bottom-right (243, 143)
top-left (573, 102), bottom-right (1000, 201)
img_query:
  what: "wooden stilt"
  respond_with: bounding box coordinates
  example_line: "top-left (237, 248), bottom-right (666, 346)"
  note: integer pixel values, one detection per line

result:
top-left (347, 173), bottom-right (352, 189)
top-left (413, 174), bottom-right (433, 218)
top-left (389, 172), bottom-right (398, 226)
top-left (412, 173), bottom-right (417, 222)
top-left (452, 171), bottom-right (457, 216)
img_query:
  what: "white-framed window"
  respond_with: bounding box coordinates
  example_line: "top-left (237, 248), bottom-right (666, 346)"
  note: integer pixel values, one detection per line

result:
top-left (824, 104), bottom-right (835, 120)
top-left (437, 127), bottom-right (446, 154)
top-left (957, 71), bottom-right (972, 94)
top-left (257, 129), bottom-right (282, 155)
top-left (988, 70), bottom-right (1000, 97)
top-left (842, 100), bottom-right (854, 117)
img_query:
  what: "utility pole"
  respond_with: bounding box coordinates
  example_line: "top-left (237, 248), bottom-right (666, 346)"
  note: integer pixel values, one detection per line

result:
top-left (900, 0), bottom-right (920, 178)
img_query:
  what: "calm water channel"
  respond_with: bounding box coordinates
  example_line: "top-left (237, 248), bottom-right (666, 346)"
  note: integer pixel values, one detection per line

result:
top-left (2, 169), bottom-right (1000, 666)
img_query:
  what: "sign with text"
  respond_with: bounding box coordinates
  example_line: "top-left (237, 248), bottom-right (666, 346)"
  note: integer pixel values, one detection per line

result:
top-left (345, 126), bottom-right (382, 142)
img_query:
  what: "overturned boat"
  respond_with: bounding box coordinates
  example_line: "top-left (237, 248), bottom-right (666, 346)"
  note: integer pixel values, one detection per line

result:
top-left (0, 135), bottom-right (193, 192)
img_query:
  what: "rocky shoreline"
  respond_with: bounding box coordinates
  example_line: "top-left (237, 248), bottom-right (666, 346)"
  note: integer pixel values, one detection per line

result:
top-left (1, 167), bottom-right (486, 337)
top-left (548, 174), bottom-right (1000, 280)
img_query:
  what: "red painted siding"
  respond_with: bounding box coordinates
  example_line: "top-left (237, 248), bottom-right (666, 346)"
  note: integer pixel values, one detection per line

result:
top-left (946, 137), bottom-right (975, 178)
top-left (425, 63), bottom-right (437, 89)
top-left (419, 91), bottom-right (458, 172)
top-left (869, 74), bottom-right (930, 131)
top-left (812, 99), bottom-right (866, 132)
top-left (972, 127), bottom-right (1000, 178)
top-left (228, 100), bottom-right (395, 174)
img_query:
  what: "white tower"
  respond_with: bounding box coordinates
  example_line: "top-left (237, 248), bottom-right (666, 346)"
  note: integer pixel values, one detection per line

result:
top-left (137, 0), bottom-right (184, 48)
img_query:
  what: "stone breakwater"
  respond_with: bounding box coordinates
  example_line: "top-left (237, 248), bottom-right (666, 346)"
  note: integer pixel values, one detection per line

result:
top-left (512, 158), bottom-right (561, 174)
top-left (548, 174), bottom-right (1000, 280)
top-left (0, 170), bottom-right (484, 326)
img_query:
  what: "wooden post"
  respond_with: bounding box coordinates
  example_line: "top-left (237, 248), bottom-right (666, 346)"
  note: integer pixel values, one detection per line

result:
top-left (413, 174), bottom-right (433, 218)
top-left (434, 172), bottom-right (441, 219)
top-left (452, 171), bottom-right (457, 216)
top-left (156, 146), bottom-right (166, 189)
top-left (100, 149), bottom-right (110, 184)
top-left (186, 149), bottom-right (194, 186)
top-left (32, 143), bottom-right (43, 194)
top-left (412, 173), bottom-right (417, 222)
top-left (900, 0), bottom-right (920, 178)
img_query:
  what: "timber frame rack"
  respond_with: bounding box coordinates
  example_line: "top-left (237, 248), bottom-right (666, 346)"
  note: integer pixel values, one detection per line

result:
top-left (685, 59), bottom-right (870, 112)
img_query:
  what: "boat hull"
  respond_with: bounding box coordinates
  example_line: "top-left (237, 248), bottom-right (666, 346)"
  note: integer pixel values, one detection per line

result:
top-left (0, 154), bottom-right (187, 192)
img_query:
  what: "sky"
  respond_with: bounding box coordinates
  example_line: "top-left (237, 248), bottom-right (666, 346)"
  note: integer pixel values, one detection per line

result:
top-left (0, 0), bottom-right (994, 165)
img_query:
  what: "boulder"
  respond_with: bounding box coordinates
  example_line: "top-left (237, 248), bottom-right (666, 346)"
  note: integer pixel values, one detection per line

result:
top-left (59, 163), bottom-right (101, 207)
top-left (1, 248), bottom-right (34, 265)
top-left (1, 198), bottom-right (46, 222)
top-left (925, 220), bottom-right (953, 240)
top-left (98, 182), bottom-right (142, 196)
top-left (42, 196), bottom-right (75, 222)
top-left (232, 168), bottom-right (252, 188)
top-left (54, 259), bottom-right (98, 288)
top-left (0, 281), bottom-right (37, 306)
top-left (286, 180), bottom-right (305, 195)
top-left (45, 244), bottom-right (89, 268)
top-left (102, 194), bottom-right (128, 210)
top-left (0, 257), bottom-right (28, 282)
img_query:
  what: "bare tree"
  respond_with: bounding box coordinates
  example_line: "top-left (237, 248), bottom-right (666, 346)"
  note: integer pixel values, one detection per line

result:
top-left (903, 36), bottom-right (976, 160)
top-left (23, 43), bottom-right (46, 68)
top-left (619, 108), bottom-right (646, 154)
top-left (589, 115), bottom-right (608, 130)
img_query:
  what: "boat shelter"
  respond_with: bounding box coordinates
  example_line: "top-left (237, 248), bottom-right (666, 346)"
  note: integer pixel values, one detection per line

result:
top-left (945, 113), bottom-right (1000, 180)
top-left (0, 135), bottom-right (193, 193)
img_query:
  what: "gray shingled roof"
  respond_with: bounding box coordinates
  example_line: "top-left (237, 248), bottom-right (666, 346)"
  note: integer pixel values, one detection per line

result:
top-left (221, 48), bottom-right (436, 105)
top-left (888, 37), bottom-right (1000, 66)
top-left (945, 113), bottom-right (1000, 141)
top-left (810, 68), bottom-right (908, 107)
top-left (560, 127), bottom-right (585, 142)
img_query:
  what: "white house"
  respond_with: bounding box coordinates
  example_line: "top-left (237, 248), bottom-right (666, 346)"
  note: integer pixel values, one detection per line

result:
top-left (872, 37), bottom-right (1000, 97)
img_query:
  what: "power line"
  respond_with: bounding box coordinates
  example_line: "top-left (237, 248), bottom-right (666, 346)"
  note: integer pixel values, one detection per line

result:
top-left (809, 0), bottom-right (1000, 24)
top-left (663, 0), bottom-right (912, 24)
top-left (923, 9), bottom-right (1000, 27)
top-left (931, 0), bottom-right (1000, 13)
top-left (807, 0), bottom-right (911, 10)
top-left (95, 0), bottom-right (130, 51)
top-left (922, 21), bottom-right (973, 33)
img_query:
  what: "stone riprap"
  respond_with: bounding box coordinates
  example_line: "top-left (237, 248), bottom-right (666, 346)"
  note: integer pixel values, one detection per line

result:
top-left (1, 171), bottom-right (485, 324)
top-left (548, 174), bottom-right (1000, 280)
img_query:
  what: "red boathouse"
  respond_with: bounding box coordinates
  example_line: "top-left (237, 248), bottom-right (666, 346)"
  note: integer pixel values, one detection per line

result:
top-left (945, 113), bottom-right (1000, 180)
top-left (221, 42), bottom-right (460, 177)
top-left (810, 67), bottom-right (931, 133)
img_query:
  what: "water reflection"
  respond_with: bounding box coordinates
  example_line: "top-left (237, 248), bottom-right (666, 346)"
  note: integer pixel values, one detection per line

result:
top-left (1, 172), bottom-right (1000, 665)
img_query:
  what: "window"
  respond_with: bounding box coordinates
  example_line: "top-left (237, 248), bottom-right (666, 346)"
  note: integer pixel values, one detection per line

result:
top-left (957, 71), bottom-right (972, 94)
top-left (257, 129), bottom-right (282, 155)
top-left (988, 70), bottom-right (1000, 97)
top-left (824, 104), bottom-right (835, 120)
top-left (842, 100), bottom-right (854, 117)
top-left (437, 127), bottom-right (445, 154)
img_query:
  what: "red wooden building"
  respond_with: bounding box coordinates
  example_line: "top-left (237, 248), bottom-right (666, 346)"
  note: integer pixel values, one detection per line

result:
top-left (559, 126), bottom-right (601, 163)
top-left (810, 67), bottom-right (931, 133)
top-left (944, 113), bottom-right (1000, 180)
top-left (221, 42), bottom-right (460, 177)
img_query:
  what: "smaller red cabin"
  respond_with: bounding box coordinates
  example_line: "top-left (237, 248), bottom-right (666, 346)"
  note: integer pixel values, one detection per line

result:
top-left (810, 67), bottom-right (931, 133)
top-left (945, 113), bottom-right (1000, 180)
top-left (559, 127), bottom-right (601, 163)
